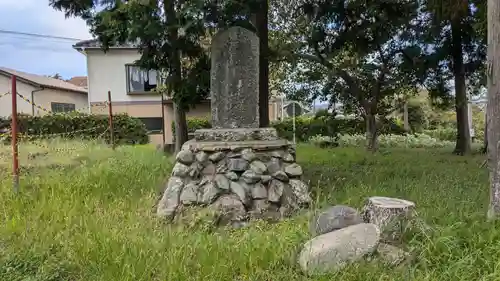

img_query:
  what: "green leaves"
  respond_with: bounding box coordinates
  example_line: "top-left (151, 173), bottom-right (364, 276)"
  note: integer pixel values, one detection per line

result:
top-left (272, 0), bottom-right (422, 122)
top-left (415, 0), bottom-right (486, 103)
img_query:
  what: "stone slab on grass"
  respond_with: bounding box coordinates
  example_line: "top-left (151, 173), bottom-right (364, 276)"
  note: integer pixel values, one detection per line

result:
top-left (298, 223), bottom-right (380, 276)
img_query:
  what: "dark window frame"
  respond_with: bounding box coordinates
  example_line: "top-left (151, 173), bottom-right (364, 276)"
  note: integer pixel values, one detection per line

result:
top-left (137, 117), bottom-right (164, 134)
top-left (125, 64), bottom-right (159, 95)
top-left (51, 102), bottom-right (76, 113)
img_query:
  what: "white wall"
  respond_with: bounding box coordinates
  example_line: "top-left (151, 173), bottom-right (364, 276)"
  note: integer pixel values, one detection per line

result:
top-left (0, 74), bottom-right (39, 117)
top-left (33, 88), bottom-right (88, 115)
top-left (0, 75), bottom-right (88, 117)
top-left (85, 49), bottom-right (162, 103)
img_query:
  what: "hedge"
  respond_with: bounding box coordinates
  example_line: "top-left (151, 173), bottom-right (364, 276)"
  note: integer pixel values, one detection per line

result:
top-left (175, 116), bottom-right (406, 142)
top-left (172, 117), bottom-right (211, 135)
top-left (0, 113), bottom-right (149, 144)
top-left (310, 133), bottom-right (456, 148)
top-left (424, 127), bottom-right (485, 142)
top-left (170, 117), bottom-right (211, 143)
top-left (273, 116), bottom-right (406, 141)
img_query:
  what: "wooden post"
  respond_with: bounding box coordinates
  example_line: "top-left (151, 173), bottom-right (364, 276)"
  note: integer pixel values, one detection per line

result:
top-left (11, 75), bottom-right (19, 193)
top-left (107, 91), bottom-right (115, 149)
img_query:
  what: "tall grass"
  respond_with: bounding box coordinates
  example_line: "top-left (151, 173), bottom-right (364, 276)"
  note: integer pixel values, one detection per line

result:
top-left (0, 141), bottom-right (497, 280)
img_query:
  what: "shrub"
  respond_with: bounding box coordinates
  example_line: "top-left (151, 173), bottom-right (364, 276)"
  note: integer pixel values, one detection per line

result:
top-left (378, 118), bottom-right (407, 135)
top-left (272, 116), bottom-right (404, 141)
top-left (407, 100), bottom-right (428, 131)
top-left (187, 117), bottom-right (211, 133)
top-left (427, 110), bottom-right (456, 130)
top-left (271, 116), bottom-right (362, 141)
top-left (171, 117), bottom-right (211, 142)
top-left (171, 117), bottom-right (211, 135)
top-left (314, 109), bottom-right (334, 119)
top-left (474, 126), bottom-right (485, 142)
top-left (423, 127), bottom-right (456, 142)
top-left (1, 113), bottom-right (148, 144)
top-left (310, 133), bottom-right (455, 148)
top-left (309, 134), bottom-right (339, 148)
top-left (377, 133), bottom-right (454, 148)
top-left (176, 116), bottom-right (406, 142)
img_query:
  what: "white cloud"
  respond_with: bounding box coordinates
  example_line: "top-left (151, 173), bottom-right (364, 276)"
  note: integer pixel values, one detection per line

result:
top-left (0, 0), bottom-right (91, 77)
top-left (38, 7), bottom-right (92, 40)
top-left (0, 0), bottom-right (91, 39)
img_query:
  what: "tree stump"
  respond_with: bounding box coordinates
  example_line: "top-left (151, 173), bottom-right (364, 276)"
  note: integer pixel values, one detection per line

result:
top-left (362, 197), bottom-right (415, 245)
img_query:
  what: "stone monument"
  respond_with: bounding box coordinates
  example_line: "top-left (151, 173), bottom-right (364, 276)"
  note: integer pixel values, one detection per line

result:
top-left (156, 26), bottom-right (311, 226)
top-left (210, 26), bottom-right (259, 129)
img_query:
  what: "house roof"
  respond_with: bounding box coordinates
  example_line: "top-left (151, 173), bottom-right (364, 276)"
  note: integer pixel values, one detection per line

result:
top-left (283, 100), bottom-right (312, 112)
top-left (73, 39), bottom-right (138, 50)
top-left (67, 76), bottom-right (88, 88)
top-left (0, 67), bottom-right (87, 94)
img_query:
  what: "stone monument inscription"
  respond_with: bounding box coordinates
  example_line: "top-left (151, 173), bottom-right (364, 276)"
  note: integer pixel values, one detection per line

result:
top-left (210, 26), bottom-right (260, 129)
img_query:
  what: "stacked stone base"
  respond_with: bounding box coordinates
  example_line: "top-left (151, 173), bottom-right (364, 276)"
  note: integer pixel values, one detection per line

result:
top-left (156, 129), bottom-right (311, 226)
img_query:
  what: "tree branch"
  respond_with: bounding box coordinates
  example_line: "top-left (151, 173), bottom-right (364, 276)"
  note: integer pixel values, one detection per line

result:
top-left (312, 44), bottom-right (333, 69)
top-left (373, 43), bottom-right (389, 109)
top-left (295, 49), bottom-right (369, 110)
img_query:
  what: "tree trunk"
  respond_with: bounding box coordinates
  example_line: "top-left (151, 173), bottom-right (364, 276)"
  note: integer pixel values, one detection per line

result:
top-left (164, 0), bottom-right (188, 154)
top-left (256, 0), bottom-right (270, 128)
top-left (171, 48), bottom-right (188, 153)
top-left (403, 101), bottom-right (410, 132)
top-left (362, 196), bottom-right (415, 245)
top-left (451, 20), bottom-right (471, 155)
top-left (365, 107), bottom-right (378, 152)
top-left (173, 102), bottom-right (188, 153)
top-left (487, 0), bottom-right (500, 219)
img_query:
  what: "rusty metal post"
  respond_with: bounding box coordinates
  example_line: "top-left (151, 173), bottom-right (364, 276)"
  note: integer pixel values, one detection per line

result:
top-left (108, 91), bottom-right (115, 149)
top-left (11, 75), bottom-right (19, 193)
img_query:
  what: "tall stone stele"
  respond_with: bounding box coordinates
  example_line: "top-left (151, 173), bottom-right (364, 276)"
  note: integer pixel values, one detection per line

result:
top-left (156, 26), bottom-right (311, 226)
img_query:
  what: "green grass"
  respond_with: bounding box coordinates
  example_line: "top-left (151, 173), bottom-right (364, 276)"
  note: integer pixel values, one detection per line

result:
top-left (0, 141), bottom-right (497, 281)
top-left (0, 139), bottom-right (117, 172)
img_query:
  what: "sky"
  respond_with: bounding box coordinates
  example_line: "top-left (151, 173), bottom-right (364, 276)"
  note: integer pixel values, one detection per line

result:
top-left (0, 0), bottom-right (92, 80)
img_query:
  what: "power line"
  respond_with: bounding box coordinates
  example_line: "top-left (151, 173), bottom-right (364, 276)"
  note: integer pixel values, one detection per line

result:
top-left (0, 43), bottom-right (78, 53)
top-left (0, 35), bottom-right (79, 45)
top-left (0, 29), bottom-right (86, 42)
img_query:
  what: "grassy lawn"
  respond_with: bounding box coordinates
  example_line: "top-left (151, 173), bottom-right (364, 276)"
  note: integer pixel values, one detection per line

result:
top-left (0, 142), bottom-right (497, 281)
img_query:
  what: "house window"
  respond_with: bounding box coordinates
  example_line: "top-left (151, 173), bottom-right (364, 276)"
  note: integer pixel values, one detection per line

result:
top-left (51, 102), bottom-right (75, 113)
top-left (137, 117), bottom-right (163, 133)
top-left (126, 65), bottom-right (158, 94)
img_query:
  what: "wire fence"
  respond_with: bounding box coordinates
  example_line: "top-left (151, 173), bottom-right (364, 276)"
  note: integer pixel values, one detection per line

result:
top-left (0, 91), bottom-right (9, 99)
top-left (0, 91), bottom-right (109, 117)
top-left (1, 75), bottom-right (116, 192)
top-left (15, 91), bottom-right (109, 115)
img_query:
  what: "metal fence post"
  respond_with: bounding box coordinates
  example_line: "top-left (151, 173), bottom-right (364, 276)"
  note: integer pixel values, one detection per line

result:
top-left (11, 75), bottom-right (19, 193)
